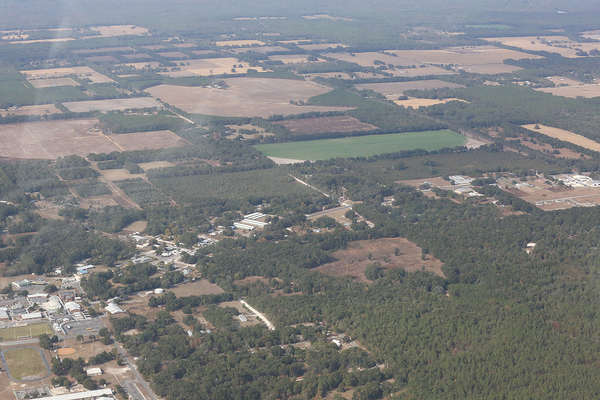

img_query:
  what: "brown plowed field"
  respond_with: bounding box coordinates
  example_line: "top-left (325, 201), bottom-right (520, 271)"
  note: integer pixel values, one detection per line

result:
top-left (316, 238), bottom-right (444, 283)
top-left (273, 116), bottom-right (376, 135)
top-left (145, 78), bottom-right (352, 118)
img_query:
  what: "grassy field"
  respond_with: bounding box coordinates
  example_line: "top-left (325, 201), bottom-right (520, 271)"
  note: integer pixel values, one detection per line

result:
top-left (254, 130), bottom-right (468, 160)
top-left (3, 347), bottom-right (47, 380)
top-left (0, 323), bottom-right (52, 341)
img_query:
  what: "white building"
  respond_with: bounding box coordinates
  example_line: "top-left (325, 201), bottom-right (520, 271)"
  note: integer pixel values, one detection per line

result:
top-left (86, 367), bottom-right (102, 376)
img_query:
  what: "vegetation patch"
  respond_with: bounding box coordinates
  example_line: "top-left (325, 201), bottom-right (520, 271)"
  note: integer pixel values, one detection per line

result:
top-left (3, 347), bottom-right (48, 380)
top-left (254, 130), bottom-right (467, 160)
top-left (0, 323), bottom-right (52, 341)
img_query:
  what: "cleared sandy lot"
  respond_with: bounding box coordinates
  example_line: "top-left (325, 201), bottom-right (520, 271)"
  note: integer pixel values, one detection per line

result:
top-left (0, 104), bottom-right (62, 116)
top-left (355, 80), bottom-right (464, 96)
top-left (389, 46), bottom-right (541, 64)
top-left (484, 36), bottom-right (600, 58)
top-left (145, 78), bottom-right (352, 118)
top-left (28, 77), bottom-right (79, 88)
top-left (521, 124), bottom-right (600, 152)
top-left (537, 84), bottom-right (600, 98)
top-left (316, 238), bottom-right (444, 283)
top-left (62, 97), bottom-right (161, 113)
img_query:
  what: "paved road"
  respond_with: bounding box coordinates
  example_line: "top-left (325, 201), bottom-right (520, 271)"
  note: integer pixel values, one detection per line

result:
top-left (122, 379), bottom-right (147, 400)
top-left (113, 338), bottom-right (159, 400)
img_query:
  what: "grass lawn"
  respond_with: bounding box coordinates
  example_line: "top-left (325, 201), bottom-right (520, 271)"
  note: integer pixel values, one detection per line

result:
top-left (4, 347), bottom-right (47, 380)
top-left (254, 130), bottom-right (467, 160)
top-left (0, 323), bottom-right (52, 341)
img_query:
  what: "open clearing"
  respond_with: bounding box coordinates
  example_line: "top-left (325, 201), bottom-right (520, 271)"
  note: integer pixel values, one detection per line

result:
top-left (28, 77), bottom-right (79, 88)
top-left (316, 238), bottom-right (444, 283)
top-left (254, 130), bottom-right (467, 160)
top-left (0, 104), bottom-right (62, 116)
top-left (3, 347), bottom-right (48, 380)
top-left (537, 84), bottom-right (600, 98)
top-left (168, 279), bottom-right (224, 297)
top-left (62, 97), bottom-right (161, 113)
top-left (273, 116), bottom-right (377, 135)
top-left (503, 179), bottom-right (600, 211)
top-left (388, 46), bottom-right (541, 64)
top-left (355, 80), bottom-right (464, 95)
top-left (394, 97), bottom-right (467, 107)
top-left (483, 36), bottom-right (600, 58)
top-left (521, 124), bottom-right (600, 152)
top-left (0, 323), bottom-right (52, 341)
top-left (144, 78), bottom-right (352, 118)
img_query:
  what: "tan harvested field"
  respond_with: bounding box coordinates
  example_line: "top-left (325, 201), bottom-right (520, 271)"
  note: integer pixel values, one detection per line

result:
top-left (389, 46), bottom-right (542, 64)
top-left (85, 55), bottom-right (118, 63)
top-left (545, 76), bottom-right (583, 86)
top-left (145, 78), bottom-right (352, 118)
top-left (483, 36), bottom-right (600, 58)
top-left (97, 168), bottom-right (136, 181)
top-left (62, 97), bottom-right (161, 113)
top-left (521, 124), bottom-right (600, 152)
top-left (21, 67), bottom-right (77, 78)
top-left (0, 104), bottom-right (62, 116)
top-left (140, 45), bottom-right (166, 50)
top-left (28, 77), bottom-right (79, 88)
top-left (269, 54), bottom-right (325, 64)
top-left (316, 238), bottom-right (444, 283)
top-left (10, 38), bottom-right (73, 44)
top-left (355, 80), bottom-right (464, 96)
top-left (173, 43), bottom-right (196, 48)
top-left (394, 97), bottom-right (467, 108)
top-left (138, 161), bottom-right (178, 170)
top-left (72, 47), bottom-right (134, 54)
top-left (110, 130), bottom-right (191, 151)
top-left (298, 43), bottom-right (348, 50)
top-left (90, 25), bottom-right (149, 37)
top-left (123, 53), bottom-right (152, 60)
top-left (324, 51), bottom-right (426, 68)
top-left (157, 51), bottom-right (189, 58)
top-left (231, 45), bottom-right (289, 54)
top-left (191, 50), bottom-right (220, 55)
top-left (537, 84), bottom-right (600, 98)
top-left (72, 66), bottom-right (114, 83)
top-left (454, 63), bottom-right (522, 74)
top-left (215, 40), bottom-right (265, 47)
top-left (183, 57), bottom-right (259, 76)
top-left (273, 116), bottom-right (377, 135)
top-left (0, 118), bottom-right (125, 159)
top-left (168, 279), bottom-right (224, 297)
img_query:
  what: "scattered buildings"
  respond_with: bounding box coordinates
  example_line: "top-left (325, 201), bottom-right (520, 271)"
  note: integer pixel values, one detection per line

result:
top-left (555, 174), bottom-right (600, 188)
top-left (449, 175), bottom-right (475, 185)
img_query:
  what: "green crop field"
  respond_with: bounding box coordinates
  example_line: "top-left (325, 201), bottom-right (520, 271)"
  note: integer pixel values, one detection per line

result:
top-left (0, 323), bottom-right (52, 341)
top-left (3, 347), bottom-right (48, 380)
top-left (254, 130), bottom-right (468, 160)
